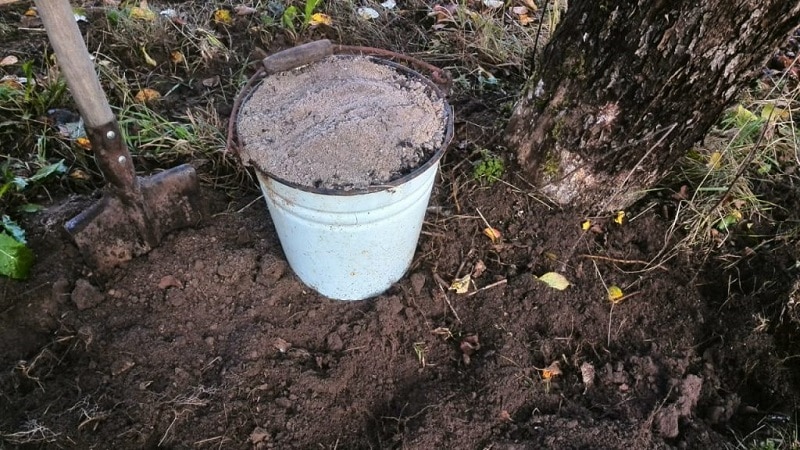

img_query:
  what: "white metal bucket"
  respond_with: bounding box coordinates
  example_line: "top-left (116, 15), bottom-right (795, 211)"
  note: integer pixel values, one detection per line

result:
top-left (242, 57), bottom-right (453, 300)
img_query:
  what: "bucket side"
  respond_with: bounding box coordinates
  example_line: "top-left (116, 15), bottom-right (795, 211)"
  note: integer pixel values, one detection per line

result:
top-left (258, 162), bottom-right (439, 300)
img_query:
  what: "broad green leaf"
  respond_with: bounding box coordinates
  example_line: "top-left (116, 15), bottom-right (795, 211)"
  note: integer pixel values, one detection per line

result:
top-left (1, 215), bottom-right (25, 244)
top-left (28, 160), bottom-right (66, 184)
top-left (536, 272), bottom-right (570, 290)
top-left (0, 232), bottom-right (34, 280)
top-left (18, 203), bottom-right (44, 213)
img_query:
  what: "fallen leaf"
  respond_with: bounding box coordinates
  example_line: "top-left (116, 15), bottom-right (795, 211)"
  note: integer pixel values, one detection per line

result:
top-left (75, 136), bottom-right (92, 150)
top-left (449, 273), bottom-right (471, 294)
top-left (141, 46), bottom-right (157, 67)
top-left (581, 220), bottom-right (591, 231)
top-left (357, 6), bottom-right (379, 19)
top-left (234, 5), bottom-right (258, 15)
top-left (381, 0), bottom-right (396, 8)
top-left (169, 50), bottom-right (185, 64)
top-left (134, 88), bottom-right (161, 103)
top-left (0, 55), bottom-right (18, 66)
top-left (130, 6), bottom-right (156, 21)
top-left (24, 7), bottom-right (37, 17)
top-left (471, 260), bottom-right (487, 278)
top-left (483, 227), bottom-right (502, 243)
top-left (761, 103), bottom-right (790, 122)
top-left (482, 0), bottom-right (503, 8)
top-left (499, 410), bottom-right (513, 422)
top-left (429, 4), bottom-right (456, 24)
top-left (607, 285), bottom-right (624, 303)
top-left (707, 151), bottom-right (722, 169)
top-left (613, 210), bottom-right (626, 225)
top-left (536, 272), bottom-right (570, 290)
top-left (309, 12), bottom-right (332, 26)
top-left (541, 361), bottom-right (561, 380)
top-left (202, 75), bottom-right (221, 87)
top-left (69, 169), bottom-right (91, 180)
top-left (213, 9), bottom-right (233, 25)
top-left (511, 6), bottom-right (528, 14)
top-left (517, 13), bottom-right (534, 25)
top-left (0, 76), bottom-right (25, 90)
top-left (521, 0), bottom-right (538, 10)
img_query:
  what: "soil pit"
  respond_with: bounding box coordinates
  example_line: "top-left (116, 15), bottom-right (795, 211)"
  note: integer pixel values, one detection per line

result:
top-left (237, 55), bottom-right (448, 190)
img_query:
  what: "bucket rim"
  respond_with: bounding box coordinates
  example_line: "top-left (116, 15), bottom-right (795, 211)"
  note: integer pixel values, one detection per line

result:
top-left (237, 55), bottom-right (454, 196)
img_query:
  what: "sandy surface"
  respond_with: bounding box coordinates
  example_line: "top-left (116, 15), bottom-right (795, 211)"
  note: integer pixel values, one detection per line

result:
top-left (237, 55), bottom-right (448, 190)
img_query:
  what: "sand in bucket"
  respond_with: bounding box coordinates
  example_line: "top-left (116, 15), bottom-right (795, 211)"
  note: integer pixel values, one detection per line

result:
top-left (237, 54), bottom-right (451, 300)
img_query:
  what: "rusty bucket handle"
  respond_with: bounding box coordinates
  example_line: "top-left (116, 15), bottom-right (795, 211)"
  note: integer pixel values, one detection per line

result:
top-left (226, 40), bottom-right (451, 156)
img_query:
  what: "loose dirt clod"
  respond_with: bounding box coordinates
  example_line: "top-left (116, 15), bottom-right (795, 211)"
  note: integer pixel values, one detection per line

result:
top-left (237, 56), bottom-right (447, 190)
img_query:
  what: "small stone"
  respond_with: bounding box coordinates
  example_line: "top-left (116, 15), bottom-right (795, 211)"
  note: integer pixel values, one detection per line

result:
top-left (326, 332), bottom-right (344, 352)
top-left (158, 275), bottom-right (183, 290)
top-left (250, 427), bottom-right (270, 444)
top-left (194, 260), bottom-right (205, 271)
top-left (410, 272), bottom-right (426, 296)
top-left (71, 279), bottom-right (105, 310)
top-left (205, 336), bottom-right (215, 346)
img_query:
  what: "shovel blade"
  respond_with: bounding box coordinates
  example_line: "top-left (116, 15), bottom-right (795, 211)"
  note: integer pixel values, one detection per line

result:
top-left (65, 164), bottom-right (204, 272)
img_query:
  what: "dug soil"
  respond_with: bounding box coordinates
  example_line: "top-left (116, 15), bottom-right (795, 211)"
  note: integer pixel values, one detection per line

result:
top-left (3, 2), bottom-right (800, 449)
top-left (3, 160), bottom-right (800, 449)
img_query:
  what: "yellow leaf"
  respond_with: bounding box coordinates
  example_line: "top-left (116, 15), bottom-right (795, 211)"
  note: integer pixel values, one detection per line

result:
top-left (24, 7), bottom-right (37, 17)
top-left (518, 13), bottom-right (535, 25)
top-left (761, 103), bottom-right (790, 122)
top-left (129, 6), bottom-right (156, 21)
top-left (607, 285), bottom-right (624, 303)
top-left (581, 220), bottom-right (591, 231)
top-left (309, 13), bottom-right (332, 26)
top-left (536, 272), bottom-right (570, 291)
top-left (169, 51), bottom-right (185, 64)
top-left (707, 151), bottom-right (722, 170)
top-left (141, 46), bottom-right (157, 67)
top-left (75, 136), bottom-right (92, 150)
top-left (483, 227), bottom-right (502, 244)
top-left (134, 88), bottom-right (161, 104)
top-left (613, 210), bottom-right (625, 225)
top-left (541, 361), bottom-right (561, 380)
top-left (449, 274), bottom-right (471, 294)
top-left (213, 9), bottom-right (232, 24)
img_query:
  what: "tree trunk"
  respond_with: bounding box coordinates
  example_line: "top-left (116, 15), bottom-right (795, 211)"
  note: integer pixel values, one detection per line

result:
top-left (506, 0), bottom-right (800, 212)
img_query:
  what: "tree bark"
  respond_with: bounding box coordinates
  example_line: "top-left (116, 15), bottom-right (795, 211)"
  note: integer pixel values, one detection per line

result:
top-left (506, 0), bottom-right (800, 212)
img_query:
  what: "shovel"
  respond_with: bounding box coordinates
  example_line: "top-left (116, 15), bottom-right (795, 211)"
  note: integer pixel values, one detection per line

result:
top-left (35, 0), bottom-right (204, 272)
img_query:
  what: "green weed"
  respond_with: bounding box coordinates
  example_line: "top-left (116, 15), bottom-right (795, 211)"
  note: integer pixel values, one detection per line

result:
top-left (473, 149), bottom-right (505, 184)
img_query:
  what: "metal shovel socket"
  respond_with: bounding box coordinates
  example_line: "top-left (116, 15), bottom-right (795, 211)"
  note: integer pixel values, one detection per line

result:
top-left (36, 0), bottom-right (204, 272)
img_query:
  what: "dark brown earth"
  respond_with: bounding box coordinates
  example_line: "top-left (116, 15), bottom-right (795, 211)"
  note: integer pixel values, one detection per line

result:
top-left (2, 2), bottom-right (800, 449)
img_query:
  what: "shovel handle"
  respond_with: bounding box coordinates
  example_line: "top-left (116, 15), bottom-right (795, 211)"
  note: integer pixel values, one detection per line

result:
top-left (262, 39), bottom-right (333, 74)
top-left (35, 0), bottom-right (137, 193)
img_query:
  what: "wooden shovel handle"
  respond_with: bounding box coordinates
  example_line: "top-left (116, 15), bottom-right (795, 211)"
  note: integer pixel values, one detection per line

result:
top-left (262, 39), bottom-right (333, 74)
top-left (35, 0), bottom-right (138, 193)
top-left (34, 0), bottom-right (113, 127)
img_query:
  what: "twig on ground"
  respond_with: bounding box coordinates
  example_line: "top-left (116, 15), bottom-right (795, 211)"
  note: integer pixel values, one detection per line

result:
top-left (466, 278), bottom-right (507, 296)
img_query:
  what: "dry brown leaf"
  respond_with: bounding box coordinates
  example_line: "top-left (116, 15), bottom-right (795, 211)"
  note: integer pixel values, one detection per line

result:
top-left (541, 361), bottom-right (561, 380)
top-left (0, 55), bottom-right (18, 66)
top-left (471, 260), bottom-right (487, 278)
top-left (134, 88), bottom-right (161, 103)
top-left (234, 5), bottom-right (258, 15)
